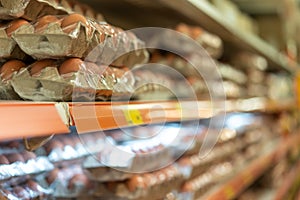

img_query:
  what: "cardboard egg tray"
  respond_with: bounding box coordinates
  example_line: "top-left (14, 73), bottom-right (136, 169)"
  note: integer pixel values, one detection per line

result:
top-left (0, 0), bottom-right (104, 21)
top-left (11, 60), bottom-right (135, 101)
top-left (0, 23), bottom-right (26, 60)
top-left (93, 166), bottom-right (184, 200)
top-left (12, 16), bottom-right (148, 67)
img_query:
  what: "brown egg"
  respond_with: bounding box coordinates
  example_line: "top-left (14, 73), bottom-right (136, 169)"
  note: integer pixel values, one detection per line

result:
top-left (0, 60), bottom-right (26, 80)
top-left (191, 27), bottom-right (203, 39)
top-left (181, 182), bottom-right (192, 192)
top-left (6, 19), bottom-right (29, 37)
top-left (46, 168), bottom-right (60, 184)
top-left (106, 181), bottom-right (117, 192)
top-left (6, 153), bottom-right (25, 163)
top-left (126, 175), bottom-right (145, 192)
top-left (35, 15), bottom-right (60, 32)
top-left (6, 140), bottom-right (21, 149)
top-left (58, 58), bottom-right (83, 75)
top-left (0, 155), bottom-right (9, 165)
top-left (176, 23), bottom-right (191, 36)
top-left (21, 151), bottom-right (36, 162)
top-left (61, 14), bottom-right (87, 33)
top-left (178, 157), bottom-right (191, 166)
top-left (45, 140), bottom-right (64, 154)
top-left (27, 180), bottom-right (39, 191)
top-left (30, 59), bottom-right (56, 76)
top-left (68, 174), bottom-right (91, 189)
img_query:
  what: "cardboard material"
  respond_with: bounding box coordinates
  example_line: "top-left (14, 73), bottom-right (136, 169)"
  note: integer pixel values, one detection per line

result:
top-left (13, 17), bottom-right (149, 67)
top-left (23, 135), bottom-right (54, 151)
top-left (11, 61), bottom-right (135, 101)
top-left (94, 166), bottom-right (184, 200)
top-left (0, 0), bottom-right (104, 21)
top-left (0, 24), bottom-right (26, 60)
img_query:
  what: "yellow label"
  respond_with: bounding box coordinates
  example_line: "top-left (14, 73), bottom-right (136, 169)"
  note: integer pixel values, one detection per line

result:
top-left (123, 109), bottom-right (144, 125)
top-left (176, 102), bottom-right (182, 117)
top-left (224, 186), bottom-right (235, 199)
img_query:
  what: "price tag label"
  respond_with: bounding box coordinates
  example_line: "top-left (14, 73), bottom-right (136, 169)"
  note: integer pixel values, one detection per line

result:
top-left (224, 185), bottom-right (235, 200)
top-left (123, 109), bottom-right (144, 125)
top-left (176, 102), bottom-right (183, 117)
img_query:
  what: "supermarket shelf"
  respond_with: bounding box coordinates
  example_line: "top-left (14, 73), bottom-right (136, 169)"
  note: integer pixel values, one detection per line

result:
top-left (203, 131), bottom-right (300, 200)
top-left (0, 102), bottom-right (69, 141)
top-left (158, 0), bottom-right (298, 73)
top-left (0, 98), bottom-right (294, 140)
top-left (225, 97), bottom-right (296, 113)
top-left (69, 100), bottom-right (217, 133)
top-left (70, 97), bottom-right (295, 133)
top-left (82, 0), bottom-right (298, 72)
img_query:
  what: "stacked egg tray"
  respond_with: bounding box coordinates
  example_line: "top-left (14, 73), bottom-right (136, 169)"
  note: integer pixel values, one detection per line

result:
top-left (0, 116), bottom-right (278, 200)
top-left (0, 0), bottom-right (148, 101)
top-left (149, 23), bottom-right (285, 101)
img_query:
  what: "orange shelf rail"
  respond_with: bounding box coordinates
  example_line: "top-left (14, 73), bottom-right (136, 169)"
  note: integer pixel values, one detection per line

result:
top-left (69, 100), bottom-right (218, 133)
top-left (0, 98), bottom-right (295, 140)
top-left (0, 102), bottom-right (69, 141)
top-left (204, 132), bottom-right (300, 200)
top-left (273, 158), bottom-right (300, 200)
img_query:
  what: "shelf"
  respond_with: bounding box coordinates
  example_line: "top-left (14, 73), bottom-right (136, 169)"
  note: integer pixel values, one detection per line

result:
top-left (159, 0), bottom-right (298, 73)
top-left (0, 98), bottom-right (294, 140)
top-left (69, 100), bottom-right (217, 133)
top-left (203, 131), bottom-right (300, 200)
top-left (81, 0), bottom-right (298, 73)
top-left (225, 97), bottom-right (296, 113)
top-left (0, 102), bottom-right (69, 141)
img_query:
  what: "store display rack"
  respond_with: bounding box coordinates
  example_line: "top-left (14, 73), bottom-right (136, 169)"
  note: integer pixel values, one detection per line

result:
top-left (0, 97), bottom-right (295, 141)
top-left (82, 0), bottom-right (299, 73)
top-left (160, 0), bottom-right (299, 72)
top-left (0, 0), bottom-right (299, 199)
top-left (203, 131), bottom-right (300, 200)
top-left (0, 0), bottom-right (296, 141)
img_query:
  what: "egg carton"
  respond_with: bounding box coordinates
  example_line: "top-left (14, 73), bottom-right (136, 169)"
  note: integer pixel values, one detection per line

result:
top-left (12, 15), bottom-right (148, 67)
top-left (84, 141), bottom-right (173, 182)
top-left (0, 151), bottom-right (54, 182)
top-left (0, 0), bottom-right (104, 21)
top-left (10, 58), bottom-right (135, 101)
top-left (0, 60), bottom-right (21, 100)
top-left (37, 165), bottom-right (94, 199)
top-left (150, 24), bottom-right (223, 59)
top-left (34, 133), bottom-right (110, 164)
top-left (0, 140), bottom-right (25, 155)
top-left (0, 21), bottom-right (28, 60)
top-left (0, 179), bottom-right (52, 200)
top-left (93, 166), bottom-right (184, 200)
top-left (0, 78), bottom-right (20, 100)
